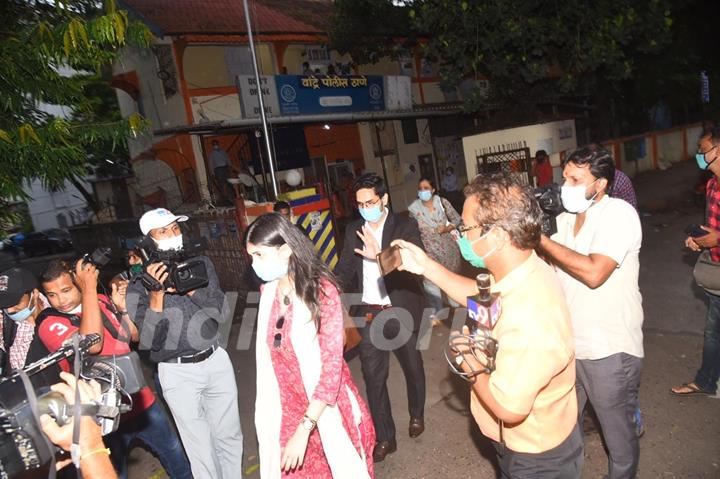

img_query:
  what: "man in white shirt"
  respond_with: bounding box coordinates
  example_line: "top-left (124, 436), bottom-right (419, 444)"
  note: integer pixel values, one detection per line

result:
top-left (335, 173), bottom-right (427, 463)
top-left (539, 145), bottom-right (643, 479)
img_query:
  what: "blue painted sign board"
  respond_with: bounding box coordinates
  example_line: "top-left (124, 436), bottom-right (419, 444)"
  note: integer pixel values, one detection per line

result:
top-left (275, 75), bottom-right (385, 116)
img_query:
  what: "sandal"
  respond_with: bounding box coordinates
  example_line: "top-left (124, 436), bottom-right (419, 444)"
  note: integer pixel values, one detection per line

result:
top-left (670, 382), bottom-right (714, 396)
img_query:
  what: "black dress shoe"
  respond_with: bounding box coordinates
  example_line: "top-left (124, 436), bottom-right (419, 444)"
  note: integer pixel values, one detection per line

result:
top-left (409, 417), bottom-right (425, 438)
top-left (372, 438), bottom-right (397, 463)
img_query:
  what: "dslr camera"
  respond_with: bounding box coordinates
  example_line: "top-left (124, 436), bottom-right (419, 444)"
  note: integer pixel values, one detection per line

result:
top-left (81, 246), bottom-right (113, 269)
top-left (0, 334), bottom-right (146, 478)
top-left (135, 236), bottom-right (209, 294)
top-left (533, 184), bottom-right (565, 236)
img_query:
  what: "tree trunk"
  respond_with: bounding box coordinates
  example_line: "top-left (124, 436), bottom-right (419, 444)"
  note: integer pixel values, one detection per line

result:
top-left (69, 176), bottom-right (100, 213)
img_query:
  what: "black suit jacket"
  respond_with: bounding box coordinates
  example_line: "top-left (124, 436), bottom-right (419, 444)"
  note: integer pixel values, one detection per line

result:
top-left (335, 212), bottom-right (427, 329)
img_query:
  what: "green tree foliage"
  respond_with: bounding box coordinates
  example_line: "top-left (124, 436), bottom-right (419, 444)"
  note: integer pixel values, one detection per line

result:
top-left (330, 0), bottom-right (415, 66)
top-left (331, 0), bottom-right (673, 110)
top-left (0, 0), bottom-right (150, 224)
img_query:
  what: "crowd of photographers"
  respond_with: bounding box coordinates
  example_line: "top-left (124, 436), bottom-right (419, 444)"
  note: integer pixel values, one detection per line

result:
top-left (0, 207), bottom-right (238, 478)
top-left (2, 133), bottom-right (717, 479)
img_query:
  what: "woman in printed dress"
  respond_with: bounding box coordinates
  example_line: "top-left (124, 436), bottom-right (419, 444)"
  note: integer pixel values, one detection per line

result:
top-left (246, 213), bottom-right (375, 478)
top-left (408, 177), bottom-right (463, 324)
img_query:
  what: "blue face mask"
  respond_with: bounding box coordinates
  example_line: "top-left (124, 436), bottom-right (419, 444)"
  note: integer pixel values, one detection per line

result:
top-left (359, 203), bottom-right (384, 223)
top-left (252, 258), bottom-right (289, 282)
top-left (457, 228), bottom-right (496, 269)
top-left (5, 292), bottom-right (37, 322)
top-left (418, 190), bottom-right (432, 202)
top-left (697, 145), bottom-right (719, 170)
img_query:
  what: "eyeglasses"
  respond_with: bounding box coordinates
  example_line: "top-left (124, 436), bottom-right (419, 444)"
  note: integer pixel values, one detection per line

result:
top-left (273, 315), bottom-right (285, 348)
top-left (356, 196), bottom-right (381, 209)
top-left (698, 145), bottom-right (719, 156)
top-left (456, 223), bottom-right (483, 238)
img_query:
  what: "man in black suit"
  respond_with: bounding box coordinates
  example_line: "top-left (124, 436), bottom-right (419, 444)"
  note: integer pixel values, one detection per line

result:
top-left (335, 172), bottom-right (427, 463)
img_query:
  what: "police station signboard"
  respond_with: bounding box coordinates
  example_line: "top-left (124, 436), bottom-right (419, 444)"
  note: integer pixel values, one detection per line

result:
top-left (274, 75), bottom-right (385, 116)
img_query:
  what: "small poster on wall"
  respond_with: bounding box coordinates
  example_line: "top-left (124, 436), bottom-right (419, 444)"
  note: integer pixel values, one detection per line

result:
top-left (536, 138), bottom-right (554, 156)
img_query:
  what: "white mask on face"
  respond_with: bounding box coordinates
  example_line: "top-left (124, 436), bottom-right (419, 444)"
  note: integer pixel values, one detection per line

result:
top-left (560, 179), bottom-right (599, 213)
top-left (155, 234), bottom-right (183, 251)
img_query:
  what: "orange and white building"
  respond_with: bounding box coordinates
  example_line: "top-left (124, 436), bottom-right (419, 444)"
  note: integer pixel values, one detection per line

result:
top-left (113, 0), bottom-right (470, 213)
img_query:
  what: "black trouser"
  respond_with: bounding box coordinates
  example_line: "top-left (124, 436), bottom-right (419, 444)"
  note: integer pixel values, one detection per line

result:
top-left (492, 424), bottom-right (584, 479)
top-left (357, 304), bottom-right (426, 442)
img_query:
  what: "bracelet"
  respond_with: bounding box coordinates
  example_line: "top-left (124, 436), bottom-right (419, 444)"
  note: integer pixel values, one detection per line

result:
top-left (116, 310), bottom-right (128, 316)
top-left (80, 447), bottom-right (111, 462)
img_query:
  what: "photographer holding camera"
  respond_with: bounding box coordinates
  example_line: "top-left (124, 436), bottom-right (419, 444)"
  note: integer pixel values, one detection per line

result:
top-left (538, 145), bottom-right (643, 479)
top-left (35, 258), bottom-right (192, 479)
top-left (126, 208), bottom-right (243, 479)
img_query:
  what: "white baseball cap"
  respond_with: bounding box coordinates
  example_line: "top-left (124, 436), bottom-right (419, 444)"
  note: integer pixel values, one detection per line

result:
top-left (139, 208), bottom-right (188, 235)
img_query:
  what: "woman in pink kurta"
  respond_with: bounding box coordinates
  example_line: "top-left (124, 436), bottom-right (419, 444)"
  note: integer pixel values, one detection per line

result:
top-left (247, 212), bottom-right (375, 479)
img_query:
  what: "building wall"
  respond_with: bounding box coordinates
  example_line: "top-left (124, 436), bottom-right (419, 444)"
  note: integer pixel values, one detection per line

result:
top-left (606, 123), bottom-right (702, 177)
top-left (462, 119), bottom-right (578, 183)
top-left (184, 43), bottom-right (276, 88)
top-left (354, 119), bottom-right (435, 212)
top-left (305, 124), bottom-right (365, 171)
top-left (114, 34), bottom-right (451, 205)
top-left (25, 179), bottom-right (90, 231)
top-left (114, 42), bottom-right (188, 134)
top-left (190, 94), bottom-right (242, 124)
top-left (184, 46), bottom-right (233, 88)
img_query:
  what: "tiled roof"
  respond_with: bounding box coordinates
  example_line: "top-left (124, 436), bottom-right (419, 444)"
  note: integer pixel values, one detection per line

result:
top-left (122, 0), bottom-right (333, 36)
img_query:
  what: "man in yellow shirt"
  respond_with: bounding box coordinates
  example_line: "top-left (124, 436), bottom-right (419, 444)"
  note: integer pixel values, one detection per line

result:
top-left (393, 173), bottom-right (581, 478)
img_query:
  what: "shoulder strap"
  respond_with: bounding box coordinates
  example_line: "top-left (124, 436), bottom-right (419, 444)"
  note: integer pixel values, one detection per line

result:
top-left (2, 312), bottom-right (17, 352)
top-left (35, 303), bottom-right (126, 342)
top-left (36, 308), bottom-right (81, 329)
top-left (96, 296), bottom-right (129, 342)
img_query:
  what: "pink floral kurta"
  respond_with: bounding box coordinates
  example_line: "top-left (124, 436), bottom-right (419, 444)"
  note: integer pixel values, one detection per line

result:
top-left (266, 281), bottom-right (375, 478)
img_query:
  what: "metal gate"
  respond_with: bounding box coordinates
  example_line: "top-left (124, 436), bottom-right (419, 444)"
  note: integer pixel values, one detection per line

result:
top-left (476, 147), bottom-right (534, 186)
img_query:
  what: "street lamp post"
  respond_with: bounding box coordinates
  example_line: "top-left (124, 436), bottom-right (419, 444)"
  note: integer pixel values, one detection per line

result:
top-left (243, 0), bottom-right (278, 199)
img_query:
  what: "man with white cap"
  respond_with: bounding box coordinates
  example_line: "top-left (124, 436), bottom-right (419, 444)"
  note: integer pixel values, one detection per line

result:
top-left (127, 208), bottom-right (244, 479)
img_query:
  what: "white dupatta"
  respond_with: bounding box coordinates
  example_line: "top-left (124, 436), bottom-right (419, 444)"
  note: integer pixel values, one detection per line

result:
top-left (255, 280), bottom-right (370, 479)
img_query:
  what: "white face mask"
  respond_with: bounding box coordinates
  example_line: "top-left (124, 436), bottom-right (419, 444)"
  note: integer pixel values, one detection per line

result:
top-left (155, 234), bottom-right (183, 251)
top-left (561, 179), bottom-right (599, 214)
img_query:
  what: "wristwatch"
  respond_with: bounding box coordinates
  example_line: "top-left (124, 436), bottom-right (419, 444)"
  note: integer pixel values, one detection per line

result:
top-left (301, 415), bottom-right (317, 432)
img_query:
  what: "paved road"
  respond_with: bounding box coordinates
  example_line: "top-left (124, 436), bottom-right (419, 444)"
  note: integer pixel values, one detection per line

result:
top-left (10, 160), bottom-right (719, 478)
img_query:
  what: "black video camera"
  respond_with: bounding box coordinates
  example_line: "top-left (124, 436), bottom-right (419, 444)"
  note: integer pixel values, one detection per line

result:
top-left (0, 334), bottom-right (146, 478)
top-left (135, 236), bottom-right (209, 294)
top-left (533, 184), bottom-right (565, 236)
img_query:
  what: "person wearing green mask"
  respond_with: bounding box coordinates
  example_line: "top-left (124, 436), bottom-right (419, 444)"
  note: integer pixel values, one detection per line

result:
top-left (392, 172), bottom-right (582, 478)
top-left (127, 248), bottom-right (144, 277)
